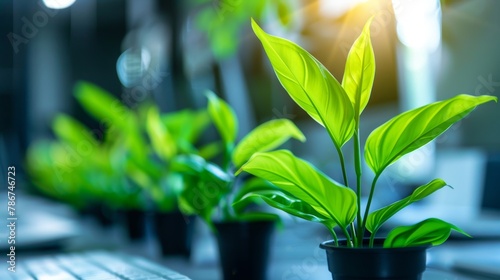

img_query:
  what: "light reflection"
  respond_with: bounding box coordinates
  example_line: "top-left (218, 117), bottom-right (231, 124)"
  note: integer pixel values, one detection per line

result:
top-left (393, 0), bottom-right (441, 52)
top-left (319, 0), bottom-right (369, 18)
top-left (43, 0), bottom-right (76, 10)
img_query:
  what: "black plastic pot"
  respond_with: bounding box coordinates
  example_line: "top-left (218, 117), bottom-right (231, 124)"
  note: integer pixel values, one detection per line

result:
top-left (320, 239), bottom-right (428, 280)
top-left (123, 209), bottom-right (147, 241)
top-left (214, 220), bottom-right (275, 280)
top-left (82, 202), bottom-right (118, 227)
top-left (153, 211), bottom-right (194, 257)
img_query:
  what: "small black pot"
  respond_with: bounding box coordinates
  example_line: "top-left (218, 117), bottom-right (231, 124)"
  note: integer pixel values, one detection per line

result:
top-left (214, 220), bottom-right (275, 280)
top-left (83, 203), bottom-right (118, 227)
top-left (123, 209), bottom-right (147, 241)
top-left (153, 211), bottom-right (194, 257)
top-left (320, 239), bottom-right (428, 280)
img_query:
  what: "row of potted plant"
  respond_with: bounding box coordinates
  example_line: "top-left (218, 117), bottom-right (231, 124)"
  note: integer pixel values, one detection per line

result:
top-left (26, 82), bottom-right (214, 252)
top-left (26, 17), bottom-right (497, 279)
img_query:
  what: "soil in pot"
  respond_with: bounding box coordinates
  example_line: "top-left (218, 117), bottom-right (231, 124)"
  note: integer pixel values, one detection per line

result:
top-left (153, 211), bottom-right (194, 257)
top-left (214, 220), bottom-right (275, 280)
top-left (320, 239), bottom-right (428, 280)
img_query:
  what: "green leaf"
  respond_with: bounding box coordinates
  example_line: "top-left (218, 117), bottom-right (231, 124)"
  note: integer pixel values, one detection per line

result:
top-left (237, 149), bottom-right (357, 229)
top-left (384, 218), bottom-right (471, 248)
top-left (149, 173), bottom-right (184, 212)
top-left (178, 171), bottom-right (231, 226)
top-left (234, 189), bottom-right (335, 226)
top-left (162, 109), bottom-right (211, 144)
top-left (52, 114), bottom-right (98, 148)
top-left (252, 19), bottom-right (355, 148)
top-left (366, 179), bottom-right (447, 234)
top-left (206, 91), bottom-right (238, 146)
top-left (342, 17), bottom-right (375, 120)
top-left (232, 119), bottom-right (305, 168)
top-left (365, 94), bottom-right (498, 175)
top-left (276, 0), bottom-right (291, 26)
top-left (236, 212), bottom-right (280, 223)
top-left (145, 106), bottom-right (177, 161)
top-left (74, 81), bottom-right (132, 130)
top-left (197, 141), bottom-right (223, 160)
top-left (173, 154), bottom-right (232, 225)
top-left (233, 177), bottom-right (277, 207)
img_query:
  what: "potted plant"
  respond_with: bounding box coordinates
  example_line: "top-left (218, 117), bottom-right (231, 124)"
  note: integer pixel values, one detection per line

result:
top-left (172, 91), bottom-right (305, 280)
top-left (26, 112), bottom-right (147, 234)
top-left (143, 105), bottom-right (215, 256)
top-left (233, 18), bottom-right (498, 279)
top-left (74, 82), bottom-right (217, 253)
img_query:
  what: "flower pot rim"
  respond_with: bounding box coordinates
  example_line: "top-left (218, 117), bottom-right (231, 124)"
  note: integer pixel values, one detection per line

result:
top-left (320, 238), bottom-right (430, 251)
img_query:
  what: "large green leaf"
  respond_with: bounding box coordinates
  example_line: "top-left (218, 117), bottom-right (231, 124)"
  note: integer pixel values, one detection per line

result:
top-left (146, 106), bottom-right (177, 161)
top-left (365, 94), bottom-right (497, 175)
top-left (366, 179), bottom-right (447, 234)
top-left (342, 17), bottom-right (375, 120)
top-left (232, 177), bottom-right (277, 207)
top-left (384, 218), bottom-right (470, 248)
top-left (232, 119), bottom-right (305, 168)
top-left (252, 19), bottom-right (355, 148)
top-left (206, 91), bottom-right (238, 146)
top-left (234, 189), bottom-right (335, 226)
top-left (237, 150), bottom-right (357, 229)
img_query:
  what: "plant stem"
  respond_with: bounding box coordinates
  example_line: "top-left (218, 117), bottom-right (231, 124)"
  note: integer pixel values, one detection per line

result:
top-left (335, 146), bottom-right (349, 187)
top-left (349, 223), bottom-right (357, 247)
top-left (341, 227), bottom-right (353, 247)
top-left (222, 143), bottom-right (233, 172)
top-left (353, 131), bottom-right (363, 246)
top-left (361, 173), bottom-right (381, 240)
top-left (369, 229), bottom-right (377, 248)
top-left (335, 146), bottom-right (357, 246)
top-left (328, 226), bottom-right (338, 246)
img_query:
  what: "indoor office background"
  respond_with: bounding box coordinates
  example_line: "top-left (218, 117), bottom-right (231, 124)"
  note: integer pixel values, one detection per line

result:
top-left (1, 0), bottom-right (500, 279)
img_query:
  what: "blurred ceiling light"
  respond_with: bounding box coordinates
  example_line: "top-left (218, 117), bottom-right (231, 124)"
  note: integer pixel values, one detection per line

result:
top-left (393, 0), bottom-right (441, 51)
top-left (43, 0), bottom-right (76, 9)
top-left (320, 0), bottom-right (369, 18)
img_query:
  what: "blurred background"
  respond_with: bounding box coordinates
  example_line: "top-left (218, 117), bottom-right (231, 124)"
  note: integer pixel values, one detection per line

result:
top-left (1, 0), bottom-right (500, 279)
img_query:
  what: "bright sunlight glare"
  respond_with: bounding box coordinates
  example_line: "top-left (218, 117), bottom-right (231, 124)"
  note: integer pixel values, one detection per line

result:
top-left (393, 0), bottom-right (441, 51)
top-left (320, 0), bottom-right (369, 18)
top-left (43, 0), bottom-right (76, 10)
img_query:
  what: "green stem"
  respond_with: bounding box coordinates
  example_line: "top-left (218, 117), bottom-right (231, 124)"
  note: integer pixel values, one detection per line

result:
top-left (349, 223), bottom-right (357, 247)
top-left (328, 226), bottom-right (338, 246)
top-left (222, 143), bottom-right (233, 172)
top-left (335, 145), bottom-right (349, 187)
top-left (341, 227), bottom-right (353, 247)
top-left (220, 143), bottom-right (233, 221)
top-left (334, 146), bottom-right (356, 246)
top-left (353, 131), bottom-right (363, 246)
top-left (361, 173), bottom-right (381, 238)
top-left (369, 228), bottom-right (378, 248)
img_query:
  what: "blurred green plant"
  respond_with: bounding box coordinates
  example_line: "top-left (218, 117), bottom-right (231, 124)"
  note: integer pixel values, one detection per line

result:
top-left (26, 115), bottom-right (145, 211)
top-left (74, 82), bottom-right (216, 212)
top-left (26, 81), bottom-right (215, 214)
top-left (171, 91), bottom-right (305, 229)
top-left (192, 0), bottom-right (292, 59)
